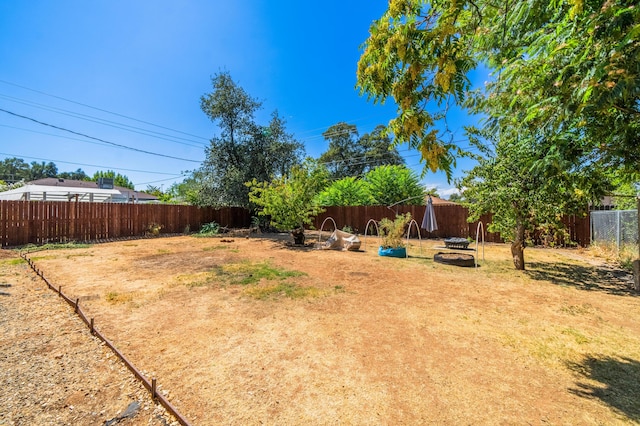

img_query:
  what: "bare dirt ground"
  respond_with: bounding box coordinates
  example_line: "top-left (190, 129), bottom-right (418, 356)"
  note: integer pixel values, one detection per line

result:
top-left (2, 233), bottom-right (640, 425)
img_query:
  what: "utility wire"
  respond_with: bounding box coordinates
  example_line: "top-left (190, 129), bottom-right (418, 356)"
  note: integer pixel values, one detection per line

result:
top-left (0, 108), bottom-right (201, 163)
top-left (0, 79), bottom-right (209, 141)
top-left (0, 151), bottom-right (185, 176)
top-left (0, 93), bottom-right (206, 148)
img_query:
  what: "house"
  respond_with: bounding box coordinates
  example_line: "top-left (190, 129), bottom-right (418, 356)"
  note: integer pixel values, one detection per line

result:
top-left (0, 178), bottom-right (159, 203)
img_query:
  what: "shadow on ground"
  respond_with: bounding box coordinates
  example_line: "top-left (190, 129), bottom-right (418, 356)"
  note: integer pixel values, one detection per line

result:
top-left (526, 262), bottom-right (635, 296)
top-left (567, 356), bottom-right (640, 421)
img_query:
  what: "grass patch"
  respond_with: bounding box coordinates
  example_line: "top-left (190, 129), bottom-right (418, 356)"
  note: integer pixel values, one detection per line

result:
top-left (157, 249), bottom-right (172, 254)
top-left (203, 245), bottom-right (238, 253)
top-left (29, 255), bottom-right (56, 261)
top-left (244, 282), bottom-right (323, 300)
top-left (105, 291), bottom-right (134, 304)
top-left (20, 242), bottom-right (92, 252)
top-left (214, 261), bottom-right (306, 285)
top-left (0, 258), bottom-right (25, 266)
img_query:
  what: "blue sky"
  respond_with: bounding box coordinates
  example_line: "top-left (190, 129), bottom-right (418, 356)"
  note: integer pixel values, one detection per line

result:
top-left (0, 1), bottom-right (480, 197)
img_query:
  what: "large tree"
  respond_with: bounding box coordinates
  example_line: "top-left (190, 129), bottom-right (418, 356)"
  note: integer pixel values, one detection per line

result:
top-left (461, 123), bottom-right (610, 269)
top-left (319, 122), bottom-right (405, 180)
top-left (359, 125), bottom-right (405, 172)
top-left (364, 164), bottom-right (425, 207)
top-left (318, 122), bottom-right (364, 179)
top-left (0, 157), bottom-right (30, 183)
top-left (197, 72), bottom-right (304, 207)
top-left (356, 0), bottom-right (640, 180)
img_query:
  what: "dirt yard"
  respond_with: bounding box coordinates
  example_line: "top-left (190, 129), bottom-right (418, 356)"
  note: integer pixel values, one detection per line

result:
top-left (2, 233), bottom-right (640, 425)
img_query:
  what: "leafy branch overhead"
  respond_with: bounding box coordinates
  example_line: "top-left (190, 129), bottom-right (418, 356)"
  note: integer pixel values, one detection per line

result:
top-left (357, 0), bottom-right (640, 180)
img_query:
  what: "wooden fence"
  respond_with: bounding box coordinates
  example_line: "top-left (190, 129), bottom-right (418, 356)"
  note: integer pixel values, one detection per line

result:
top-left (312, 205), bottom-right (591, 247)
top-left (1, 201), bottom-right (591, 248)
top-left (0, 201), bottom-right (251, 247)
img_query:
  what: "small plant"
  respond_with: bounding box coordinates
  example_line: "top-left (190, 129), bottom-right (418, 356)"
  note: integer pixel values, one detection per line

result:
top-left (342, 225), bottom-right (354, 234)
top-left (199, 221), bottom-right (220, 235)
top-left (146, 223), bottom-right (163, 236)
top-left (379, 213), bottom-right (411, 249)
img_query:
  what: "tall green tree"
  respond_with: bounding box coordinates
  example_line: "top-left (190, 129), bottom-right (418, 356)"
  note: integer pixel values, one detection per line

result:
top-left (197, 72), bottom-right (304, 207)
top-left (359, 124), bottom-right (405, 172)
top-left (28, 161), bottom-right (58, 180)
top-left (316, 176), bottom-right (373, 206)
top-left (318, 123), bottom-right (405, 180)
top-left (318, 122), bottom-right (364, 179)
top-left (364, 165), bottom-right (425, 206)
top-left (356, 0), bottom-right (640, 180)
top-left (461, 123), bottom-right (610, 270)
top-left (0, 157), bottom-right (30, 183)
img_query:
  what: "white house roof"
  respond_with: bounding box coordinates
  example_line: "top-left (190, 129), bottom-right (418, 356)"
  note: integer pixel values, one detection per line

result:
top-left (0, 184), bottom-right (121, 202)
top-left (0, 178), bottom-right (160, 203)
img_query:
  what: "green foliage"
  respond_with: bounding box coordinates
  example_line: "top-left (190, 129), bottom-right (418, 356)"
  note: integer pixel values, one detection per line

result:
top-left (161, 177), bottom-right (200, 205)
top-left (0, 157), bottom-right (30, 183)
top-left (247, 161), bottom-right (328, 232)
top-left (364, 165), bottom-right (424, 206)
top-left (318, 122), bottom-right (404, 180)
top-left (460, 125), bottom-right (609, 269)
top-left (379, 213), bottom-right (412, 249)
top-left (357, 0), bottom-right (640, 181)
top-left (196, 72), bottom-right (305, 207)
top-left (92, 170), bottom-right (134, 190)
top-left (199, 221), bottom-right (220, 235)
top-left (316, 165), bottom-right (425, 207)
top-left (316, 176), bottom-right (373, 206)
top-left (57, 168), bottom-right (89, 181)
top-left (214, 261), bottom-right (306, 285)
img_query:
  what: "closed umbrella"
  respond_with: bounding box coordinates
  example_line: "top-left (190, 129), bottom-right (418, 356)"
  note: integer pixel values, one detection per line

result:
top-left (421, 196), bottom-right (438, 233)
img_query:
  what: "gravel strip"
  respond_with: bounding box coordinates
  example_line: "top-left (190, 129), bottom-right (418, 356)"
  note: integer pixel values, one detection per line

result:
top-left (0, 253), bottom-right (178, 426)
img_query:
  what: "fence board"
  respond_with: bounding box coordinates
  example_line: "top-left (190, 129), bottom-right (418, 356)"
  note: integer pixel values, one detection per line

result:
top-left (312, 205), bottom-right (589, 246)
top-left (1, 201), bottom-right (590, 247)
top-left (0, 201), bottom-right (252, 247)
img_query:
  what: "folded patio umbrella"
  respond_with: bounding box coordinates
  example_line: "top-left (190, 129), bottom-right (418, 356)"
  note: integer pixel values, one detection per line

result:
top-left (421, 196), bottom-right (438, 232)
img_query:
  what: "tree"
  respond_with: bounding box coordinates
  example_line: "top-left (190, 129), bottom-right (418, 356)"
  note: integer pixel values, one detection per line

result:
top-left (318, 123), bottom-right (405, 180)
top-left (247, 161), bottom-right (328, 244)
top-left (364, 165), bottom-right (424, 206)
top-left (197, 72), bottom-right (304, 207)
top-left (200, 71), bottom-right (262, 146)
top-left (92, 170), bottom-right (134, 190)
top-left (28, 161), bottom-right (57, 180)
top-left (316, 176), bottom-right (373, 206)
top-left (318, 122), bottom-right (364, 179)
top-left (356, 1), bottom-right (640, 180)
top-left (461, 124), bottom-right (609, 270)
top-left (0, 157), bottom-right (30, 183)
top-left (58, 168), bottom-right (89, 181)
top-left (359, 125), bottom-right (405, 172)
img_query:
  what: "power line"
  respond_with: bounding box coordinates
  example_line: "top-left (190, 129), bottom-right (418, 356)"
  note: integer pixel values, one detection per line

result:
top-left (0, 108), bottom-right (201, 163)
top-left (0, 151), bottom-right (185, 176)
top-left (0, 79), bottom-right (209, 141)
top-left (0, 93), bottom-right (207, 148)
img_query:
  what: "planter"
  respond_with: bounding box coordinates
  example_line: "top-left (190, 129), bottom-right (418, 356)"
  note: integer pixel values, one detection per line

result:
top-left (378, 246), bottom-right (407, 258)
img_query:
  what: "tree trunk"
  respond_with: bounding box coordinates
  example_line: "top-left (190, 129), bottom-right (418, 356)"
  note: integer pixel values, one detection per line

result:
top-left (291, 227), bottom-right (305, 245)
top-left (511, 222), bottom-right (526, 270)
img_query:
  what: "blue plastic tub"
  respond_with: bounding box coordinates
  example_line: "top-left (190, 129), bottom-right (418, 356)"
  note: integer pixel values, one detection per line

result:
top-left (378, 246), bottom-right (407, 258)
